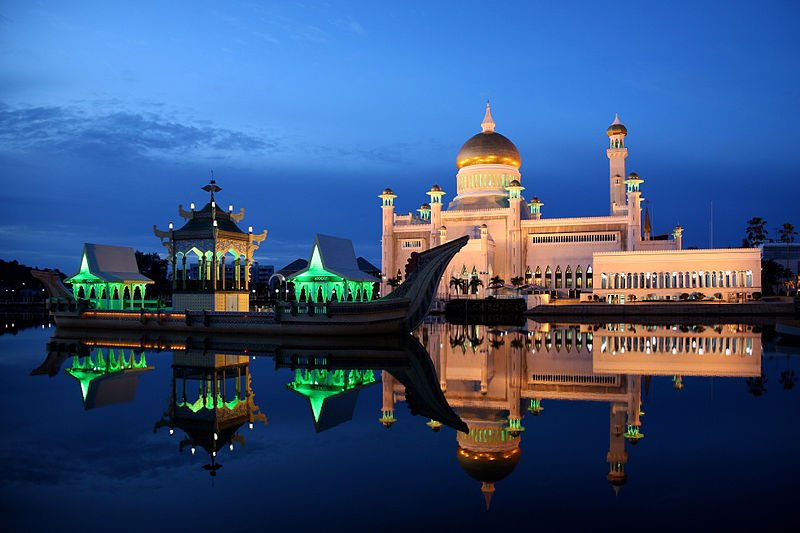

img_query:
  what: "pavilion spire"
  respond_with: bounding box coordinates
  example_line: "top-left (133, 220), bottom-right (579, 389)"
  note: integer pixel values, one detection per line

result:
top-left (202, 173), bottom-right (222, 202)
top-left (481, 101), bottom-right (495, 133)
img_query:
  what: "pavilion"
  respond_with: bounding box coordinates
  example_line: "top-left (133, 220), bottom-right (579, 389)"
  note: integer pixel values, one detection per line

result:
top-left (65, 243), bottom-right (153, 309)
top-left (288, 234), bottom-right (378, 303)
top-left (287, 368), bottom-right (377, 432)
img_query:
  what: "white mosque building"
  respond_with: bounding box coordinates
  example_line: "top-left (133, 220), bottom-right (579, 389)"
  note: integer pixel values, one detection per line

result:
top-left (379, 104), bottom-right (760, 302)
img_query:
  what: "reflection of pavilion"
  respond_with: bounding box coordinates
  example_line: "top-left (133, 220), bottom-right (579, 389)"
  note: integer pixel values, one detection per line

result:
top-left (154, 353), bottom-right (267, 475)
top-left (65, 346), bottom-right (154, 409)
top-left (287, 368), bottom-right (377, 432)
top-left (383, 320), bottom-right (762, 507)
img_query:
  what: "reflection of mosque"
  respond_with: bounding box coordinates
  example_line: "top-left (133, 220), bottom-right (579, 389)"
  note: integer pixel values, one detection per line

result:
top-left (65, 346), bottom-right (154, 409)
top-left (381, 320), bottom-right (762, 507)
top-left (154, 352), bottom-right (267, 475)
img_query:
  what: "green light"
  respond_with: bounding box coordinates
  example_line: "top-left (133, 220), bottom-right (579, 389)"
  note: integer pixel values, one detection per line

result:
top-left (287, 369), bottom-right (376, 422)
top-left (65, 349), bottom-right (148, 401)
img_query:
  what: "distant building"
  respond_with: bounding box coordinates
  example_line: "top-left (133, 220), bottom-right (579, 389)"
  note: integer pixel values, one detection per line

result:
top-left (762, 242), bottom-right (799, 292)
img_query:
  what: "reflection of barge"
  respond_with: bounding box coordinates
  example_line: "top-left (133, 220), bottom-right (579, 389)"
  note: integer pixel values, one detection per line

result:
top-left (36, 236), bottom-right (468, 336)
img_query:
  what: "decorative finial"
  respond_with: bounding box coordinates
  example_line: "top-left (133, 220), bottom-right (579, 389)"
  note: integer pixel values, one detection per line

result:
top-left (612, 113), bottom-right (622, 125)
top-left (481, 101), bottom-right (495, 133)
top-left (202, 174), bottom-right (222, 201)
top-left (481, 482), bottom-right (495, 511)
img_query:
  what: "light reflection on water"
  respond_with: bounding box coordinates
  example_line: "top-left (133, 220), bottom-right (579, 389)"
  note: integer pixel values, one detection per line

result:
top-left (1, 315), bottom-right (798, 531)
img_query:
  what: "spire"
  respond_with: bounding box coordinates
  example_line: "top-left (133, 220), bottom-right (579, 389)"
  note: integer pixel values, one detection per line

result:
top-left (643, 204), bottom-right (652, 237)
top-left (612, 113), bottom-right (622, 125)
top-left (481, 101), bottom-right (495, 133)
top-left (481, 482), bottom-right (495, 511)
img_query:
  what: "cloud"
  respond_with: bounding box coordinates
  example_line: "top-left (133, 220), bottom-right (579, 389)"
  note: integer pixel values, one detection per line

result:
top-left (0, 102), bottom-right (274, 162)
top-left (332, 16), bottom-right (365, 36)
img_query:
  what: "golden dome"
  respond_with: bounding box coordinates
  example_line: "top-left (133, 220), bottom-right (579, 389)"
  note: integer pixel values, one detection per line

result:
top-left (455, 446), bottom-right (522, 483)
top-left (430, 184), bottom-right (442, 192)
top-left (456, 131), bottom-right (521, 169)
top-left (456, 103), bottom-right (521, 169)
top-left (607, 113), bottom-right (627, 137)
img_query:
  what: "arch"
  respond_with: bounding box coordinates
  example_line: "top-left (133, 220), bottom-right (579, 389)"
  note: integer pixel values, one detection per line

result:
top-left (534, 266), bottom-right (542, 286)
top-left (545, 266), bottom-right (553, 288)
top-left (555, 266), bottom-right (562, 289)
top-left (576, 266), bottom-right (583, 288)
top-left (525, 266), bottom-right (532, 283)
top-left (586, 266), bottom-right (593, 288)
top-left (565, 266), bottom-right (573, 289)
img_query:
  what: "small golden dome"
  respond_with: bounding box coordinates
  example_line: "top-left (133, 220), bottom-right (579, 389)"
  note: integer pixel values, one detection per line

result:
top-left (382, 188), bottom-right (394, 195)
top-left (626, 172), bottom-right (641, 180)
top-left (607, 114), bottom-right (627, 137)
top-left (509, 179), bottom-right (521, 187)
top-left (430, 184), bottom-right (442, 192)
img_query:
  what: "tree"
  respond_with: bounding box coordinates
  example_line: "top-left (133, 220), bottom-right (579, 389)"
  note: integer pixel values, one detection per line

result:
top-left (488, 275), bottom-right (504, 296)
top-left (387, 277), bottom-right (402, 290)
top-left (743, 217), bottom-right (768, 248)
top-left (449, 276), bottom-right (466, 297)
top-left (778, 222), bottom-right (797, 244)
top-left (135, 251), bottom-right (169, 297)
top-left (510, 276), bottom-right (524, 291)
top-left (468, 277), bottom-right (483, 298)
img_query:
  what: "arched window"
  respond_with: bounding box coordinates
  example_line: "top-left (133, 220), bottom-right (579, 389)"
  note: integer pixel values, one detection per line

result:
top-left (545, 266), bottom-right (553, 288)
top-left (565, 266), bottom-right (573, 288)
top-left (555, 266), bottom-right (563, 288)
top-left (576, 266), bottom-right (583, 288)
top-left (535, 266), bottom-right (542, 286)
top-left (525, 266), bottom-right (532, 284)
top-left (586, 266), bottom-right (593, 288)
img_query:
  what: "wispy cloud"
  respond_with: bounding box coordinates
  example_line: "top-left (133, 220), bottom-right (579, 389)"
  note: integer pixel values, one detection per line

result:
top-left (332, 16), bottom-right (365, 36)
top-left (0, 102), bottom-right (274, 162)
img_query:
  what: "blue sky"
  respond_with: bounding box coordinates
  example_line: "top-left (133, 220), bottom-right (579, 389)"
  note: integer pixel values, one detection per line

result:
top-left (1, 0), bottom-right (798, 273)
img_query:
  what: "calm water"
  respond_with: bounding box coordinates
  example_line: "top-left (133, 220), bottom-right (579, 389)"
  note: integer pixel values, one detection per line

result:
top-left (1, 315), bottom-right (799, 532)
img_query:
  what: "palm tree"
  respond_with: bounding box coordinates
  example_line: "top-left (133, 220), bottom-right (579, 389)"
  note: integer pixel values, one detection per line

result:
top-left (510, 276), bottom-right (524, 292)
top-left (746, 373), bottom-right (768, 396)
top-left (743, 217), bottom-right (768, 248)
top-left (779, 222), bottom-right (797, 244)
top-left (449, 276), bottom-right (465, 298)
top-left (468, 277), bottom-right (483, 298)
top-left (488, 275), bottom-right (504, 296)
top-left (387, 277), bottom-right (402, 290)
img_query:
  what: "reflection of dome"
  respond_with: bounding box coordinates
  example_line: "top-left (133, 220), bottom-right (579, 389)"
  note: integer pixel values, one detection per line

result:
top-left (457, 132), bottom-right (521, 169)
top-left (456, 446), bottom-right (521, 483)
top-left (607, 472), bottom-right (628, 486)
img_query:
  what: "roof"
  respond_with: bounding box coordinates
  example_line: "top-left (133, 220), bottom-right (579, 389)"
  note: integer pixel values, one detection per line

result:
top-left (290, 234), bottom-right (375, 282)
top-left (67, 243), bottom-right (153, 283)
top-left (277, 258), bottom-right (309, 278)
top-left (356, 257), bottom-right (381, 278)
top-left (174, 202), bottom-right (246, 235)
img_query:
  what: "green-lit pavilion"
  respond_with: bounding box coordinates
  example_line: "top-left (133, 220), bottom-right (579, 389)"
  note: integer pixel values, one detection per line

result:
top-left (65, 243), bottom-right (154, 309)
top-left (288, 234), bottom-right (378, 303)
top-left (287, 368), bottom-right (377, 432)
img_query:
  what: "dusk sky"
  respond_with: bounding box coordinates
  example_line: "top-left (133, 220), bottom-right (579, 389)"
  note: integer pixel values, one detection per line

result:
top-left (1, 0), bottom-right (798, 274)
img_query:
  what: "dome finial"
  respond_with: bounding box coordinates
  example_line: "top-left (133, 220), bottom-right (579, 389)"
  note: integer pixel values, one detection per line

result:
top-left (481, 101), bottom-right (495, 133)
top-left (612, 113), bottom-right (622, 125)
top-left (481, 482), bottom-right (495, 511)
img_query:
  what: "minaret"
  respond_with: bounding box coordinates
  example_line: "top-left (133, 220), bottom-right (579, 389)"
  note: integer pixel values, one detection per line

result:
top-left (427, 184), bottom-right (445, 247)
top-left (379, 188), bottom-right (397, 295)
top-left (607, 114), bottom-right (628, 215)
top-left (380, 370), bottom-right (397, 428)
top-left (507, 179), bottom-right (524, 280)
top-left (673, 225), bottom-right (683, 250)
top-left (528, 197), bottom-right (543, 220)
top-left (624, 172), bottom-right (644, 251)
top-left (607, 402), bottom-right (628, 494)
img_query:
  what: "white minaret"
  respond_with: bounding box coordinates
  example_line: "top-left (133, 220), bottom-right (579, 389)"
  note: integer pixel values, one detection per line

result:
top-left (427, 184), bottom-right (445, 247)
top-left (507, 179), bottom-right (524, 279)
top-left (624, 173), bottom-right (644, 251)
top-left (607, 114), bottom-right (628, 215)
top-left (379, 188), bottom-right (397, 295)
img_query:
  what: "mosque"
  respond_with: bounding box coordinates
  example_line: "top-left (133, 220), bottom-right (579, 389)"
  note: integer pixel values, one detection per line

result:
top-left (380, 105), bottom-right (761, 302)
